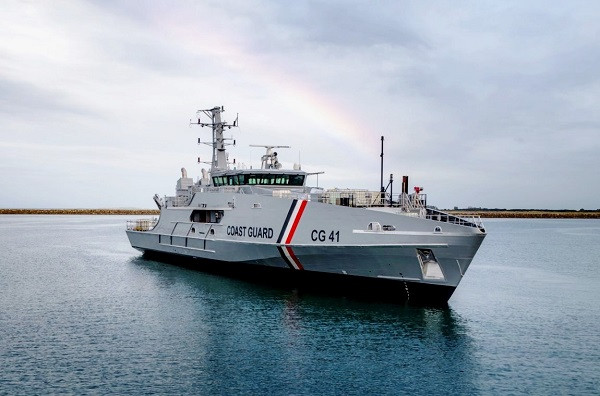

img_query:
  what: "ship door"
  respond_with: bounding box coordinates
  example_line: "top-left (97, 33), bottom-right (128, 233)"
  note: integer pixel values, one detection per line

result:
top-left (417, 249), bottom-right (445, 281)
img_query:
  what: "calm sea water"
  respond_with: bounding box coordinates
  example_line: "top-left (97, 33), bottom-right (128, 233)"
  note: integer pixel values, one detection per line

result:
top-left (0, 216), bottom-right (599, 395)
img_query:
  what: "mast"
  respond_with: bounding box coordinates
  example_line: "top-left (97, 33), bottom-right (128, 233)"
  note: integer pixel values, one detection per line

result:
top-left (192, 106), bottom-right (238, 172)
top-left (380, 136), bottom-right (385, 206)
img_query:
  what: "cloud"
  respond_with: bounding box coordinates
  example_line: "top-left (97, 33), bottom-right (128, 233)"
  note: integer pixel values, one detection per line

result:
top-left (0, 0), bottom-right (599, 209)
top-left (265, 1), bottom-right (427, 50)
top-left (0, 77), bottom-right (98, 117)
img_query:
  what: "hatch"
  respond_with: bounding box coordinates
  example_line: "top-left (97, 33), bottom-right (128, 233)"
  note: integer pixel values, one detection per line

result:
top-left (417, 249), bottom-right (445, 281)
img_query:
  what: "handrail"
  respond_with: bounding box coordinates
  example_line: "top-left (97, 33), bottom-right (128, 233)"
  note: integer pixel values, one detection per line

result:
top-left (424, 208), bottom-right (484, 229)
top-left (126, 218), bottom-right (158, 231)
top-left (318, 190), bottom-right (427, 210)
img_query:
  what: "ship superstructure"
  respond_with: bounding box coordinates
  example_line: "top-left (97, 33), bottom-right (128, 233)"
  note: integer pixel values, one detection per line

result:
top-left (126, 106), bottom-right (486, 303)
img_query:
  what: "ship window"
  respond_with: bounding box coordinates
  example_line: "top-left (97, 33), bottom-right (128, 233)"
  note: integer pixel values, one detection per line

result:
top-left (257, 174), bottom-right (271, 185)
top-left (212, 176), bottom-right (224, 186)
top-left (290, 175), bottom-right (305, 186)
top-left (213, 173), bottom-right (305, 186)
top-left (190, 210), bottom-right (224, 223)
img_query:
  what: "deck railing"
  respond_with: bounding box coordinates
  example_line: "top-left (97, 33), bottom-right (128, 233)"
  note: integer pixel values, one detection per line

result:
top-left (160, 186), bottom-right (483, 230)
top-left (318, 190), bottom-right (428, 209)
top-left (126, 218), bottom-right (158, 231)
top-left (425, 208), bottom-right (484, 229)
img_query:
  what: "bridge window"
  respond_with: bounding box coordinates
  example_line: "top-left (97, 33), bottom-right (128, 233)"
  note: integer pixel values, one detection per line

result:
top-left (212, 174), bottom-right (305, 186)
top-left (290, 175), bottom-right (304, 186)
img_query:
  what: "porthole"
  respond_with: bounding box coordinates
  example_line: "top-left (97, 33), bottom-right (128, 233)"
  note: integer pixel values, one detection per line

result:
top-left (434, 226), bottom-right (442, 233)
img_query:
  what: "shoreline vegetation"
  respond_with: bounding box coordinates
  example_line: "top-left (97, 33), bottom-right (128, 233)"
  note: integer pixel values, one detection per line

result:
top-left (0, 208), bottom-right (598, 218)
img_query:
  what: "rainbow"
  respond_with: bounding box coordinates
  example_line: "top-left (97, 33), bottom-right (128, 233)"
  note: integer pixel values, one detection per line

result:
top-left (157, 10), bottom-right (376, 157)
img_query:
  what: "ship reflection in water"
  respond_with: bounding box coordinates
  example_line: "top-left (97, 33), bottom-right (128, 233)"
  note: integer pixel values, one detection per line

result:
top-left (131, 255), bottom-right (477, 394)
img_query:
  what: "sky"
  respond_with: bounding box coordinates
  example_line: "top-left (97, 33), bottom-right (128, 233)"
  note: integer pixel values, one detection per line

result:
top-left (1, 0), bottom-right (599, 210)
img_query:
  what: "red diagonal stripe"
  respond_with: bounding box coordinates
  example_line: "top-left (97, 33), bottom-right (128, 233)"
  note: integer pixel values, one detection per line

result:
top-left (285, 200), bottom-right (307, 244)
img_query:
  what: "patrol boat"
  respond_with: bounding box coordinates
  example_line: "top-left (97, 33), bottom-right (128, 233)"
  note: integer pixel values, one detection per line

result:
top-left (126, 106), bottom-right (486, 303)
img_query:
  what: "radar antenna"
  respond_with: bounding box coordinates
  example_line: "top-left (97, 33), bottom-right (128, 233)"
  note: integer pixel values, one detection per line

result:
top-left (249, 145), bottom-right (290, 169)
top-left (190, 106), bottom-right (238, 172)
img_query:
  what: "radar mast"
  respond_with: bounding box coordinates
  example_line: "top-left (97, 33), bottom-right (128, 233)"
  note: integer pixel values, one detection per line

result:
top-left (192, 106), bottom-right (238, 172)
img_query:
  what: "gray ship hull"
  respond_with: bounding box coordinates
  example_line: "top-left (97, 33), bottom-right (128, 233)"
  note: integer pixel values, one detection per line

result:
top-left (139, 249), bottom-right (458, 304)
top-left (127, 193), bottom-right (485, 304)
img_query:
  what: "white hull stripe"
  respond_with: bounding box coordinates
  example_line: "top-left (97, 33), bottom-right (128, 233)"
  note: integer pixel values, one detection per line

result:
top-left (277, 199), bottom-right (307, 245)
top-left (276, 200), bottom-right (299, 243)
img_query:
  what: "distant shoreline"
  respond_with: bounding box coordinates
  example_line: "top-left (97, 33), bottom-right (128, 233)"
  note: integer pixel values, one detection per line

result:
top-left (0, 209), bottom-right (160, 215)
top-left (448, 211), bottom-right (600, 219)
top-left (1, 208), bottom-right (598, 218)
